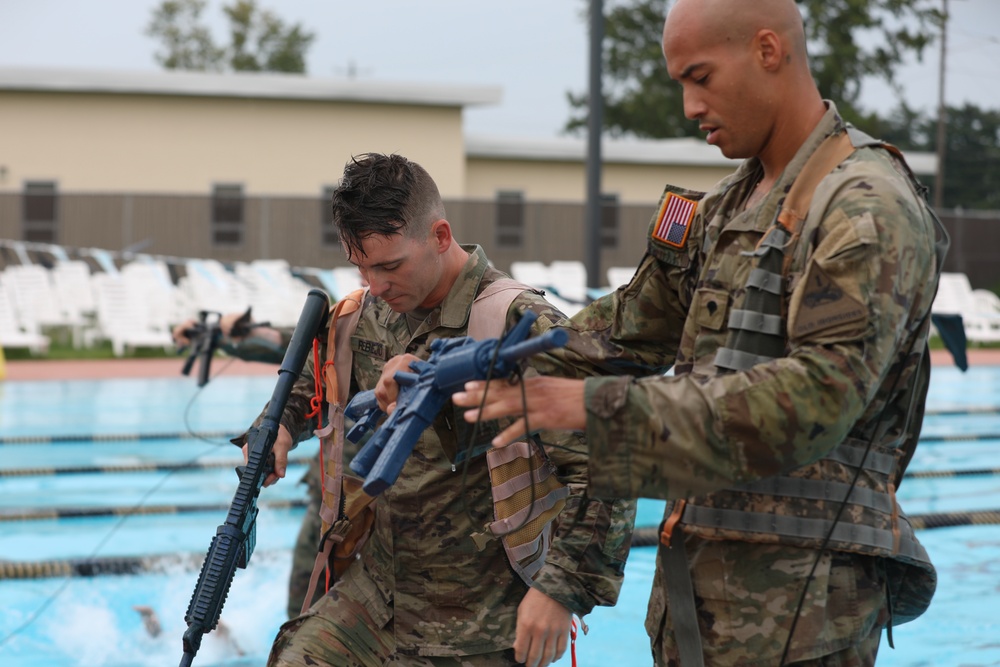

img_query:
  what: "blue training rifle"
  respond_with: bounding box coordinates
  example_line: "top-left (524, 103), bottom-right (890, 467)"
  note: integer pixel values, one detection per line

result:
top-left (344, 310), bottom-right (568, 497)
top-left (178, 288), bottom-right (329, 667)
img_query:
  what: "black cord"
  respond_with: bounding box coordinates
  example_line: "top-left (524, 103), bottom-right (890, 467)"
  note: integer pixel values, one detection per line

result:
top-left (778, 343), bottom-right (919, 665)
top-left (459, 326), bottom-right (540, 538)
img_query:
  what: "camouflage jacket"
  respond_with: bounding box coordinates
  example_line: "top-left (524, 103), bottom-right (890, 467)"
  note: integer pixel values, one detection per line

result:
top-left (277, 245), bottom-right (634, 657)
top-left (564, 103), bottom-right (942, 663)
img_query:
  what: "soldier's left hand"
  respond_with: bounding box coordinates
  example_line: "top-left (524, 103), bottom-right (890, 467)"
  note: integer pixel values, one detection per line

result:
top-left (514, 588), bottom-right (573, 667)
top-left (453, 376), bottom-right (587, 445)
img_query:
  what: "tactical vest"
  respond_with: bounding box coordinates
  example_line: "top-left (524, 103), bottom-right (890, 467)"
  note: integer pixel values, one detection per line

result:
top-left (667, 128), bottom-right (947, 628)
top-left (303, 279), bottom-right (569, 612)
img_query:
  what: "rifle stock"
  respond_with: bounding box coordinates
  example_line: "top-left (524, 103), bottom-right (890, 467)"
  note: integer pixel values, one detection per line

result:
top-left (178, 289), bottom-right (329, 667)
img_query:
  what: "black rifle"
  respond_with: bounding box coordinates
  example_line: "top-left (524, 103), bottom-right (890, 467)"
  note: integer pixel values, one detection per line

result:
top-left (179, 310), bottom-right (224, 387)
top-left (178, 289), bottom-right (329, 667)
top-left (180, 308), bottom-right (270, 387)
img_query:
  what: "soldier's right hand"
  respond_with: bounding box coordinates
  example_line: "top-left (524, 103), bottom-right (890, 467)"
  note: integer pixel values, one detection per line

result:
top-left (242, 424), bottom-right (293, 487)
top-left (375, 353), bottom-right (421, 414)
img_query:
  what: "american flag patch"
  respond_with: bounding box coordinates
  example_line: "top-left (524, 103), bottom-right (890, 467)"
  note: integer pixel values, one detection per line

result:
top-left (651, 193), bottom-right (697, 248)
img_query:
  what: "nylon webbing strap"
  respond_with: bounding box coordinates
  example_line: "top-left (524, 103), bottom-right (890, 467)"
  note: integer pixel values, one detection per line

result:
top-left (727, 309), bottom-right (784, 336)
top-left (731, 475), bottom-right (895, 514)
top-left (680, 505), bottom-right (929, 562)
top-left (714, 347), bottom-right (775, 370)
top-left (663, 535), bottom-right (705, 667)
top-left (776, 131), bottom-right (856, 234)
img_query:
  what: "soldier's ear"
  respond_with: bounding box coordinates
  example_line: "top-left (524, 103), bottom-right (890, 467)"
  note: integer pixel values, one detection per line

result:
top-left (430, 219), bottom-right (453, 251)
top-left (754, 28), bottom-right (783, 71)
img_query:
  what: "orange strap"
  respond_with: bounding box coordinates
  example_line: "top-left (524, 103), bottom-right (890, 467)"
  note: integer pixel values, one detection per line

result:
top-left (776, 131), bottom-right (855, 235)
top-left (322, 290), bottom-right (365, 405)
top-left (301, 289), bottom-right (366, 609)
top-left (305, 339), bottom-right (324, 419)
top-left (660, 499), bottom-right (687, 548)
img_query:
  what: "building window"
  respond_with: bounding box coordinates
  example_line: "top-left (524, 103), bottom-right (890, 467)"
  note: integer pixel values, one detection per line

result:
top-left (321, 185), bottom-right (339, 247)
top-left (496, 190), bottom-right (524, 248)
top-left (23, 181), bottom-right (58, 243)
top-left (212, 183), bottom-right (244, 245)
top-left (601, 194), bottom-right (620, 249)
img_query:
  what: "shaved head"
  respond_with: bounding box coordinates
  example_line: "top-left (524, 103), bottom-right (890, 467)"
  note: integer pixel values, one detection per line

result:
top-left (660, 0), bottom-right (825, 170)
top-left (664, 0), bottom-right (808, 64)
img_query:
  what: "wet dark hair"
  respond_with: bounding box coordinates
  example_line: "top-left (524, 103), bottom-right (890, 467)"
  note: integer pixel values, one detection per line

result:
top-left (331, 153), bottom-right (446, 260)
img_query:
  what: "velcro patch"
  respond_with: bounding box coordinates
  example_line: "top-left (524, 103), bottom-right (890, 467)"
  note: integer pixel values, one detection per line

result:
top-left (651, 193), bottom-right (697, 249)
top-left (351, 337), bottom-right (388, 360)
top-left (792, 264), bottom-right (867, 338)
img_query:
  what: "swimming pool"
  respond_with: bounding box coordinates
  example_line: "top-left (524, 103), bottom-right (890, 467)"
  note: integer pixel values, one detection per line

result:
top-left (1, 364), bottom-right (998, 666)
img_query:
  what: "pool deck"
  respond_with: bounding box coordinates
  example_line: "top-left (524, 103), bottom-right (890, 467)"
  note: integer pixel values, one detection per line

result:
top-left (2, 349), bottom-right (999, 381)
top-left (2, 356), bottom-right (280, 381)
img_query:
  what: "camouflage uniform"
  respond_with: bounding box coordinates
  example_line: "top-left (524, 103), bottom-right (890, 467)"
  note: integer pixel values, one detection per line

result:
top-left (267, 245), bottom-right (635, 665)
top-left (563, 104), bottom-right (943, 665)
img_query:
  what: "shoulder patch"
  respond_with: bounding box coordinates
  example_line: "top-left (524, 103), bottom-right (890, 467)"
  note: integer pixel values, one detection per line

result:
top-left (651, 193), bottom-right (697, 249)
top-left (792, 264), bottom-right (867, 338)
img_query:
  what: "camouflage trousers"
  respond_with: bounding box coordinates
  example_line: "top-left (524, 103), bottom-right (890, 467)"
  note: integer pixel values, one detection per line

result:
top-left (649, 540), bottom-right (889, 667)
top-left (287, 459), bottom-right (325, 618)
top-left (268, 585), bottom-right (520, 667)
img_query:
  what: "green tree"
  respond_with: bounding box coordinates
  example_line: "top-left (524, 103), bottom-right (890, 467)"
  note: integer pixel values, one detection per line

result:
top-left (567, 0), bottom-right (943, 138)
top-left (858, 102), bottom-right (1000, 209)
top-left (147, 0), bottom-right (225, 71)
top-left (147, 0), bottom-right (315, 74)
top-left (939, 104), bottom-right (1000, 210)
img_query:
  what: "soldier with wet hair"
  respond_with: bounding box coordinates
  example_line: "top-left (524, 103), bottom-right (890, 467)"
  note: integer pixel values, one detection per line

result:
top-left (245, 153), bottom-right (635, 667)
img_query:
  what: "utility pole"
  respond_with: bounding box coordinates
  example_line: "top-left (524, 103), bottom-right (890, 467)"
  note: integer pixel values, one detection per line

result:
top-left (933, 0), bottom-right (949, 210)
top-left (584, 0), bottom-right (604, 290)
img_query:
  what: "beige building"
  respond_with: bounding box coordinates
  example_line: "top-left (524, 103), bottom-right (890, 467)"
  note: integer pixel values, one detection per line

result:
top-left (0, 66), bottom-right (936, 274)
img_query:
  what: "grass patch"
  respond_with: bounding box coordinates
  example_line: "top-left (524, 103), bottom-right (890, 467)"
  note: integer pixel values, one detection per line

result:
top-left (3, 339), bottom-right (179, 361)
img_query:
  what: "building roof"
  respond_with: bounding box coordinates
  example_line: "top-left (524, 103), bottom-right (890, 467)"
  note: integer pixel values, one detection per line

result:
top-left (0, 66), bottom-right (936, 176)
top-left (0, 66), bottom-right (502, 108)
top-left (467, 134), bottom-right (740, 167)
top-left (467, 133), bottom-right (938, 176)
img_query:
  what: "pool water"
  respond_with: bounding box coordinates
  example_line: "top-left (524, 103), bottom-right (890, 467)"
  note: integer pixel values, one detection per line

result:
top-left (1, 365), bottom-right (999, 666)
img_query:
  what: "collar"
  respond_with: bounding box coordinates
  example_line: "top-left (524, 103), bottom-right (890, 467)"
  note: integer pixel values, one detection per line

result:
top-left (437, 244), bottom-right (490, 331)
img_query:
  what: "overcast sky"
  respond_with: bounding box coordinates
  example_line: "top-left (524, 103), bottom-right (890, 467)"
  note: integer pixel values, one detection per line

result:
top-left (1, 0), bottom-right (999, 138)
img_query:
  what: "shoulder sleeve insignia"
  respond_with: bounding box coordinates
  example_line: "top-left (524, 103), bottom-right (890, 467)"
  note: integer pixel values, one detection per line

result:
top-left (791, 264), bottom-right (867, 339)
top-left (651, 193), bottom-right (697, 249)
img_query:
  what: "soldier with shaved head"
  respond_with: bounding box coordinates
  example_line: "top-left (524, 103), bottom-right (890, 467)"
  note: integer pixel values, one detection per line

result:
top-left (452, 0), bottom-right (946, 664)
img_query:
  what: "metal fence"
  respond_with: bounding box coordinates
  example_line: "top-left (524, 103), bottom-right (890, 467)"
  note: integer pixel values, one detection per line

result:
top-left (1, 191), bottom-right (997, 290)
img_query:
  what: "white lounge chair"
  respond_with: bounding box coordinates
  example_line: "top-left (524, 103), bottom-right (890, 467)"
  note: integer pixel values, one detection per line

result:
top-left (91, 273), bottom-right (174, 357)
top-left (0, 278), bottom-right (51, 355)
top-left (932, 273), bottom-right (1000, 344)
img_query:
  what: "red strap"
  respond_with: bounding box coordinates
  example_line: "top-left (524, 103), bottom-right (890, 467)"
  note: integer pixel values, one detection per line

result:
top-left (305, 339), bottom-right (323, 419)
top-left (570, 618), bottom-right (578, 667)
